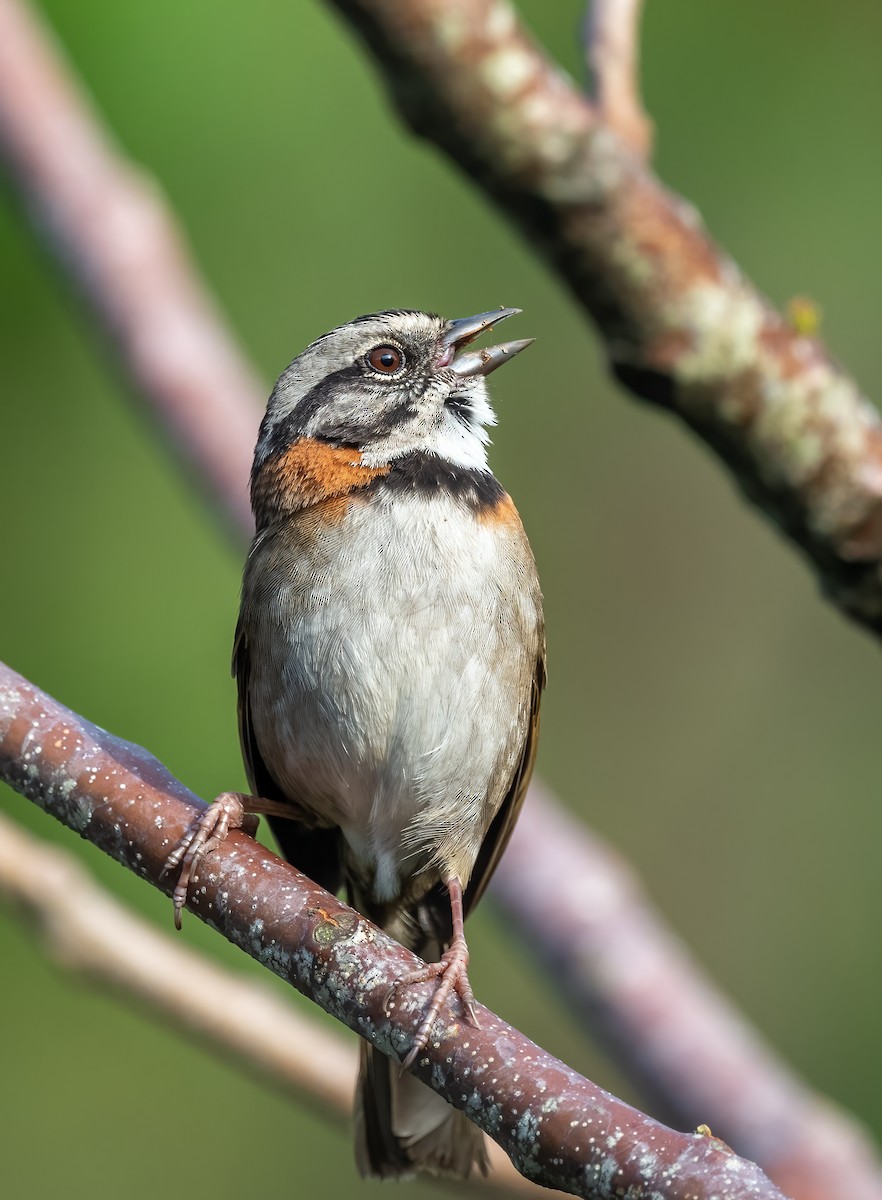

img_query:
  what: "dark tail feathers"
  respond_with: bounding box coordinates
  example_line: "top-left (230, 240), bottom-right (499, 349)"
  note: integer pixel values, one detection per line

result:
top-left (354, 1040), bottom-right (488, 1179)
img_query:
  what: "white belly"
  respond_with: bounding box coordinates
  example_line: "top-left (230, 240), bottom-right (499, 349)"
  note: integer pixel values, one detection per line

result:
top-left (243, 490), bottom-right (541, 899)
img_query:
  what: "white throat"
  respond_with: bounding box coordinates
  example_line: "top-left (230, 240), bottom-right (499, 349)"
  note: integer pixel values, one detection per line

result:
top-left (423, 407), bottom-right (492, 469)
top-left (361, 390), bottom-right (496, 472)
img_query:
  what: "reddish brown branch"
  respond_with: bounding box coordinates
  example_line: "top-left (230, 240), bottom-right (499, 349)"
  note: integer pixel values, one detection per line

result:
top-left (327, 0), bottom-right (882, 636)
top-left (0, 660), bottom-right (788, 1200)
top-left (585, 0), bottom-right (652, 157)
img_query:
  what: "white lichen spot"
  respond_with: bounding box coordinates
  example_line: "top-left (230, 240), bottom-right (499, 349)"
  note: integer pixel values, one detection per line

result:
top-left (480, 46), bottom-right (534, 99)
top-left (678, 282), bottom-right (764, 388)
top-left (484, 0), bottom-right (516, 42)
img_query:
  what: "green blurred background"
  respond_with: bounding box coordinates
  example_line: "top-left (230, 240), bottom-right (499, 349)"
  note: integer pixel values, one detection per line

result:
top-left (3, 1), bottom-right (882, 1195)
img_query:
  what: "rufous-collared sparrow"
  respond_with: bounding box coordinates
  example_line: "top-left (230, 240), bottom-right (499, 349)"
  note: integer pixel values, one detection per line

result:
top-left (168, 308), bottom-right (545, 1179)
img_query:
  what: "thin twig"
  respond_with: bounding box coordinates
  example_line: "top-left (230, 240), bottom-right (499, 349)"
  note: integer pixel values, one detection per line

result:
top-left (585, 0), bottom-right (652, 157)
top-left (0, 660), bottom-right (787, 1200)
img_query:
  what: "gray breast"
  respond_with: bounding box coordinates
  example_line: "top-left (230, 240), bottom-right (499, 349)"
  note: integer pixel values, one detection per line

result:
top-left (242, 487), bottom-right (542, 902)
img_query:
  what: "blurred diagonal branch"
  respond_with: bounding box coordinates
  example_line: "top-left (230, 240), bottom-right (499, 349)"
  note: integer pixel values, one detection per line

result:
top-left (0, 809), bottom-right (541, 1197)
top-left (0, 809), bottom-right (354, 1116)
top-left (494, 791), bottom-right (882, 1200)
top-left (328, 0), bottom-right (882, 636)
top-left (0, 661), bottom-right (789, 1200)
top-left (0, 0), bottom-right (261, 538)
top-left (0, 0), bottom-right (881, 1197)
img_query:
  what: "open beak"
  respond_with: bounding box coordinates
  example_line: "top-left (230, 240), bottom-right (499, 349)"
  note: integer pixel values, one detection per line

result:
top-left (441, 308), bottom-right (534, 378)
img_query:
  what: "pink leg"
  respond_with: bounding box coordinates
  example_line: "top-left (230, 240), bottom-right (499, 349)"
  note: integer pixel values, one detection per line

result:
top-left (164, 791), bottom-right (294, 929)
top-left (389, 878), bottom-right (480, 1071)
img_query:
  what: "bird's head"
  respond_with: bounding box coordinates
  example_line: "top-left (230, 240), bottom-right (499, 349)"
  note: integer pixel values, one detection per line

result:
top-left (254, 308), bottom-right (532, 476)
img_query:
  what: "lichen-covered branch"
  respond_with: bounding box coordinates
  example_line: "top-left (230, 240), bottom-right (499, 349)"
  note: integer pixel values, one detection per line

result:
top-left (0, 660), bottom-right (787, 1200)
top-left (584, 0), bottom-right (652, 158)
top-left (0, 809), bottom-right (542, 1197)
top-left (327, 0), bottom-right (882, 634)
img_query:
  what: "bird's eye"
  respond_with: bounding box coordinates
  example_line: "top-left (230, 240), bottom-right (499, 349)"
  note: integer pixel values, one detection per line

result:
top-left (366, 345), bottom-right (404, 374)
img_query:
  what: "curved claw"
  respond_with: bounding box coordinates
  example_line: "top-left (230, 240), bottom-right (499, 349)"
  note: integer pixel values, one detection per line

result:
top-left (392, 939), bottom-right (479, 1073)
top-left (164, 792), bottom-right (248, 929)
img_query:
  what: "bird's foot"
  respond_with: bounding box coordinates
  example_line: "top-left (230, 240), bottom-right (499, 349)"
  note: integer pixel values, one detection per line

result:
top-left (164, 791), bottom-right (258, 929)
top-left (388, 937), bottom-right (480, 1072)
